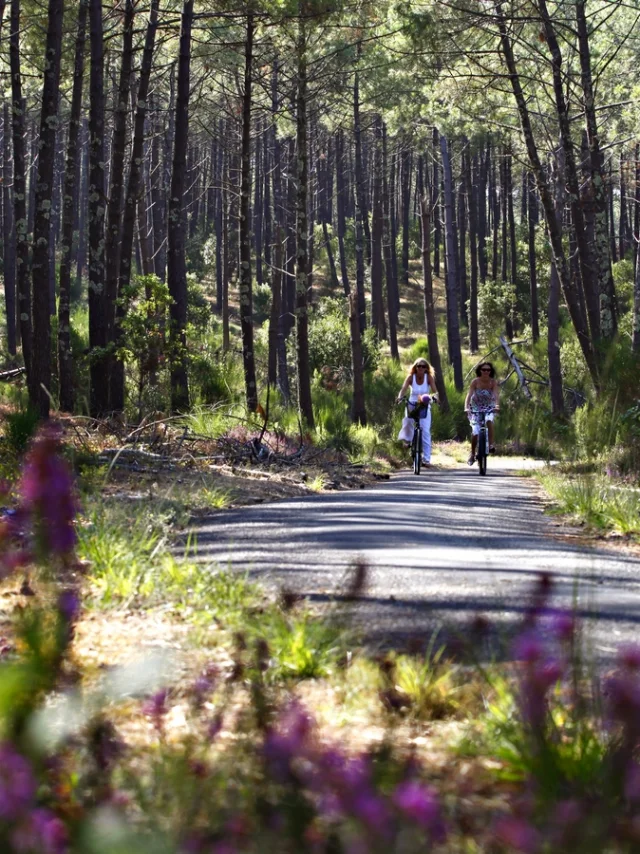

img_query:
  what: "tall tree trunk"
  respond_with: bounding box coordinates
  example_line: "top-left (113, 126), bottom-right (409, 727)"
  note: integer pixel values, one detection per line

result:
top-left (31, 0), bottom-right (64, 418)
top-left (537, 0), bottom-right (601, 347)
top-left (495, 1), bottom-right (598, 386)
top-left (88, 0), bottom-right (108, 416)
top-left (382, 122), bottom-right (399, 359)
top-left (548, 149), bottom-right (565, 415)
top-left (432, 128), bottom-right (441, 277)
top-left (401, 146), bottom-right (411, 288)
top-left (420, 192), bottom-right (449, 412)
top-left (370, 116), bottom-right (386, 340)
top-left (295, 14), bottom-right (314, 429)
top-left (353, 42), bottom-right (371, 268)
top-left (110, 0), bottom-right (159, 412)
top-left (477, 143), bottom-right (488, 283)
top-left (575, 0), bottom-right (616, 339)
top-left (528, 173), bottom-right (540, 344)
top-left (254, 120), bottom-right (264, 288)
top-left (440, 134), bottom-right (463, 391)
top-left (353, 63), bottom-right (367, 332)
top-left (166, 0), bottom-right (193, 412)
top-left (238, 12), bottom-right (258, 412)
top-left (458, 169), bottom-right (468, 328)
top-left (335, 129), bottom-right (350, 295)
top-left (466, 149), bottom-right (479, 353)
top-left (349, 291), bottom-right (366, 425)
top-left (3, 104), bottom-right (16, 356)
top-left (58, 0), bottom-right (87, 413)
top-left (104, 0), bottom-right (134, 408)
top-left (10, 0), bottom-right (32, 383)
top-left (75, 119), bottom-right (88, 297)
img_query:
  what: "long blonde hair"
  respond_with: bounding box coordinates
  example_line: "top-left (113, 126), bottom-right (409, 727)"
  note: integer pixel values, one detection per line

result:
top-left (411, 358), bottom-right (435, 378)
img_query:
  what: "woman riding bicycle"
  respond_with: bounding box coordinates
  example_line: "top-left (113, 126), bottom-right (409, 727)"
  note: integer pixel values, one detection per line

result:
top-left (465, 362), bottom-right (500, 466)
top-left (397, 358), bottom-right (438, 466)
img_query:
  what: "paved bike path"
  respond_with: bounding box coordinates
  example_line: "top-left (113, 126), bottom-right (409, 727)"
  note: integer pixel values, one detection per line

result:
top-left (188, 462), bottom-right (640, 656)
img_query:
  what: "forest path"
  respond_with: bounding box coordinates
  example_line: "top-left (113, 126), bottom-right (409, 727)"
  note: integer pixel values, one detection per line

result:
top-left (188, 461), bottom-right (640, 657)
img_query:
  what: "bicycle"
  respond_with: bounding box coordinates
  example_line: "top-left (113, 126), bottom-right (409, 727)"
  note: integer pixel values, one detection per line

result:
top-left (398, 395), bottom-right (433, 475)
top-left (470, 408), bottom-right (495, 476)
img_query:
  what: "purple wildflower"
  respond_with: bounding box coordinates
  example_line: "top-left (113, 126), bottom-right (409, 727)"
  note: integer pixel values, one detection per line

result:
top-left (30, 808), bottom-right (68, 854)
top-left (618, 644), bottom-right (640, 672)
top-left (19, 427), bottom-right (77, 556)
top-left (494, 816), bottom-right (541, 853)
top-left (512, 630), bottom-right (544, 663)
top-left (393, 780), bottom-right (446, 840)
top-left (0, 744), bottom-right (36, 818)
top-left (142, 689), bottom-right (169, 731)
top-left (549, 609), bottom-right (575, 643)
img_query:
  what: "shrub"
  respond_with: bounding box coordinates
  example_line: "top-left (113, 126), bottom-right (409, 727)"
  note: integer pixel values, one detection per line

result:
top-left (308, 297), bottom-right (380, 386)
top-left (4, 407), bottom-right (40, 456)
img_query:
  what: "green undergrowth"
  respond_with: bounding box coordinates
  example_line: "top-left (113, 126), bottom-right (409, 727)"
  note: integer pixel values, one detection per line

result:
top-left (536, 468), bottom-right (640, 538)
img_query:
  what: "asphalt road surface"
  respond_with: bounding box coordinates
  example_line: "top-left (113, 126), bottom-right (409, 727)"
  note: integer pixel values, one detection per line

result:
top-left (189, 460), bottom-right (640, 659)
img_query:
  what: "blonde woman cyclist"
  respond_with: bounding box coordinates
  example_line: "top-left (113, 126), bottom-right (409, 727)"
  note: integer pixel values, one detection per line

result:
top-left (396, 358), bottom-right (438, 466)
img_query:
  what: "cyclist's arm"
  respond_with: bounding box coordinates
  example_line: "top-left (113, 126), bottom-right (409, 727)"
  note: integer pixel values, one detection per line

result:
top-left (428, 375), bottom-right (437, 395)
top-left (397, 375), bottom-right (411, 402)
top-left (464, 380), bottom-right (476, 412)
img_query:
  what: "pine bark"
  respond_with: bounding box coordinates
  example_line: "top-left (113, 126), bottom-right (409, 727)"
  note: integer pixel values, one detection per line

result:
top-left (335, 129), bottom-right (350, 295)
top-left (465, 150), bottom-right (479, 353)
top-left (31, 0), bottom-right (64, 418)
top-left (58, 0), bottom-right (87, 412)
top-left (295, 15), bottom-right (314, 429)
top-left (575, 0), bottom-right (616, 339)
top-left (440, 134), bottom-right (463, 391)
top-left (420, 192), bottom-right (449, 412)
top-left (370, 116), bottom-right (386, 340)
top-left (349, 291), bottom-right (366, 426)
top-left (495, 2), bottom-right (598, 386)
top-left (3, 104), bottom-right (16, 356)
top-left (10, 0), bottom-right (32, 383)
top-left (382, 123), bottom-right (399, 359)
top-left (166, 0), bottom-right (193, 412)
top-left (528, 173), bottom-right (540, 344)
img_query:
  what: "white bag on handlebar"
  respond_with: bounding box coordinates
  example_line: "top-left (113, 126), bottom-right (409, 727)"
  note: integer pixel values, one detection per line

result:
top-left (397, 417), bottom-right (414, 443)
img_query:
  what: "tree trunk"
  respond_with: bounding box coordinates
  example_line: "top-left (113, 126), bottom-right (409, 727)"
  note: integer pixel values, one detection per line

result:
top-left (440, 134), bottom-right (463, 391)
top-left (237, 12), bottom-right (258, 412)
top-left (295, 15), bottom-right (314, 429)
top-left (458, 167), bottom-right (468, 328)
top-left (401, 145), bottom-right (411, 288)
top-left (3, 104), bottom-right (16, 356)
top-left (477, 143), bottom-right (488, 283)
top-left (88, 0), bottom-right (109, 416)
top-left (104, 0), bottom-right (134, 407)
top-left (432, 128), bottom-right (441, 277)
top-left (537, 0), bottom-right (601, 346)
top-left (335, 129), bottom-right (350, 295)
top-left (353, 65), bottom-right (367, 332)
top-left (575, 0), bottom-right (616, 339)
top-left (31, 0), bottom-right (64, 418)
top-left (110, 0), bottom-right (159, 412)
top-left (549, 149), bottom-right (565, 415)
top-left (495, 1), bottom-right (598, 386)
top-left (58, 0), bottom-right (87, 412)
top-left (528, 173), bottom-right (540, 344)
top-left (10, 0), bottom-right (33, 383)
top-left (465, 149), bottom-right (479, 353)
top-left (254, 120), bottom-right (263, 288)
top-left (382, 122), bottom-right (399, 359)
top-left (420, 192), bottom-right (449, 412)
top-left (349, 292), bottom-right (366, 426)
top-left (370, 116), bottom-right (386, 340)
top-left (166, 0), bottom-right (193, 412)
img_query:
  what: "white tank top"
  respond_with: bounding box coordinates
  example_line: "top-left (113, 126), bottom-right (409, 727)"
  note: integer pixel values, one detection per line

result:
top-left (409, 374), bottom-right (429, 404)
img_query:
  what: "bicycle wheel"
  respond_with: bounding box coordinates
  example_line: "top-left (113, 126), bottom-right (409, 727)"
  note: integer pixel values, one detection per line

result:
top-left (477, 429), bottom-right (487, 476)
top-left (413, 426), bottom-right (422, 475)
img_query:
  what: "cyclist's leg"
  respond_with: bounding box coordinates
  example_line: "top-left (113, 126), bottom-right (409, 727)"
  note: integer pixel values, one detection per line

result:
top-left (487, 414), bottom-right (495, 451)
top-left (421, 408), bottom-right (432, 463)
top-left (469, 421), bottom-right (479, 465)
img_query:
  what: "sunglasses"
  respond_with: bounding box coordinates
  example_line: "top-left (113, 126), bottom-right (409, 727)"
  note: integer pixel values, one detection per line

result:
top-left (480, 368), bottom-right (491, 372)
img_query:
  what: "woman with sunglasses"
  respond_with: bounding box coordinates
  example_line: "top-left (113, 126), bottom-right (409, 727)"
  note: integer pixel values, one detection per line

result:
top-left (464, 362), bottom-right (500, 466)
top-left (396, 358), bottom-right (438, 466)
